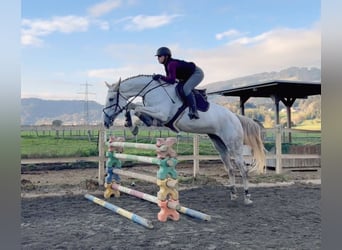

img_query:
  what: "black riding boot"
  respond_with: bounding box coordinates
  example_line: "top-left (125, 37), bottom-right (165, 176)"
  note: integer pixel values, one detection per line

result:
top-left (185, 92), bottom-right (199, 119)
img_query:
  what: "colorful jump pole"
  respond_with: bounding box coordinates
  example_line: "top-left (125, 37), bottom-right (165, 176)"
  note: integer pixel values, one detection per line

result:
top-left (111, 183), bottom-right (211, 221)
top-left (112, 168), bottom-right (157, 183)
top-left (112, 153), bottom-right (161, 165)
top-left (107, 141), bottom-right (161, 151)
top-left (84, 194), bottom-right (153, 229)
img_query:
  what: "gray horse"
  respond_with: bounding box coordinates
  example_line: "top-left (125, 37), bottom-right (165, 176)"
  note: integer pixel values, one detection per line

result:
top-left (103, 75), bottom-right (265, 204)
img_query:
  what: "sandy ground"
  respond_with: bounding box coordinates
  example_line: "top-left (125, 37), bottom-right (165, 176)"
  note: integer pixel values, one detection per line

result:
top-left (21, 162), bottom-right (321, 249)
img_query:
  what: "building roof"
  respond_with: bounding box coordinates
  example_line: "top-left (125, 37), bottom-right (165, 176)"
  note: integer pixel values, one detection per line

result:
top-left (208, 80), bottom-right (321, 99)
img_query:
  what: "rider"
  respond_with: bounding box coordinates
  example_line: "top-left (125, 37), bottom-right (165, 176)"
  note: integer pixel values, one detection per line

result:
top-left (153, 47), bottom-right (204, 119)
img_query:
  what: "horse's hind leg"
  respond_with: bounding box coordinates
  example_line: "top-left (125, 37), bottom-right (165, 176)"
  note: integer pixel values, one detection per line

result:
top-left (234, 155), bottom-right (253, 205)
top-left (208, 134), bottom-right (237, 201)
top-left (225, 158), bottom-right (238, 201)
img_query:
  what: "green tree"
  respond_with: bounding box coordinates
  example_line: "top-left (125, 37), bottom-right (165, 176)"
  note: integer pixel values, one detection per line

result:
top-left (52, 120), bottom-right (63, 127)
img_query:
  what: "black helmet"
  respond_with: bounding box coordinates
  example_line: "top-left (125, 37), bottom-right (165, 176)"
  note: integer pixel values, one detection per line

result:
top-left (155, 47), bottom-right (172, 57)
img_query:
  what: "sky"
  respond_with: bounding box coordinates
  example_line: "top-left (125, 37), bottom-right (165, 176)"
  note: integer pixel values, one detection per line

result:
top-left (21, 0), bottom-right (321, 105)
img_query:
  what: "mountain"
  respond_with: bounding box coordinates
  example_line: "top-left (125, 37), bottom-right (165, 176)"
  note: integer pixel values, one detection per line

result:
top-left (202, 66), bottom-right (321, 93)
top-left (21, 67), bottom-right (321, 125)
top-left (21, 98), bottom-right (103, 125)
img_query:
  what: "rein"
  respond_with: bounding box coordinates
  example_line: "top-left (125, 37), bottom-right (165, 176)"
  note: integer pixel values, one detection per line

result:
top-left (103, 77), bottom-right (174, 120)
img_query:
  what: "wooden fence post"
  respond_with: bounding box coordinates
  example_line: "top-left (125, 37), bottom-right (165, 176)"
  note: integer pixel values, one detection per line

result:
top-left (193, 134), bottom-right (200, 178)
top-left (98, 129), bottom-right (106, 185)
top-left (275, 125), bottom-right (282, 174)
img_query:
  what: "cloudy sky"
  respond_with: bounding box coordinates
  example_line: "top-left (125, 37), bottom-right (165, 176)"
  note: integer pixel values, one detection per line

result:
top-left (21, 0), bottom-right (321, 104)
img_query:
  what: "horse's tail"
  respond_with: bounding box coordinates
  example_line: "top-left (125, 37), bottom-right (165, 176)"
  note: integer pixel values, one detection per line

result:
top-left (236, 114), bottom-right (266, 174)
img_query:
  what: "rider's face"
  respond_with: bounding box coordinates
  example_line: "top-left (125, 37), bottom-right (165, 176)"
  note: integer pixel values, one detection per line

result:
top-left (157, 55), bottom-right (165, 64)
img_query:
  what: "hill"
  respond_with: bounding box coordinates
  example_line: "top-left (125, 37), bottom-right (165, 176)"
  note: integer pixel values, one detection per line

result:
top-left (202, 66), bottom-right (321, 93)
top-left (21, 98), bottom-right (103, 125)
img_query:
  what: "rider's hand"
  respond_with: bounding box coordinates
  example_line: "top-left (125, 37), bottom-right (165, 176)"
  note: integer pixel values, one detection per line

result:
top-left (152, 74), bottom-right (162, 81)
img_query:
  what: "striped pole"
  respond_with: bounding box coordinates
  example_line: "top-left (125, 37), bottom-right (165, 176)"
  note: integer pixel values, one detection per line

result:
top-left (111, 183), bottom-right (211, 221)
top-left (84, 194), bottom-right (153, 229)
top-left (113, 153), bottom-right (161, 165)
top-left (107, 141), bottom-right (159, 150)
top-left (111, 169), bottom-right (177, 188)
top-left (112, 168), bottom-right (157, 183)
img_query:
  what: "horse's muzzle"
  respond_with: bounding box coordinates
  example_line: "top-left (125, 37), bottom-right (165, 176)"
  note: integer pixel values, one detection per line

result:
top-left (104, 119), bottom-right (112, 129)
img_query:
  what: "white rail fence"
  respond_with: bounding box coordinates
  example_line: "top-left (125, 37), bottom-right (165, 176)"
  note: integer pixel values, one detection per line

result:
top-left (21, 125), bottom-right (321, 185)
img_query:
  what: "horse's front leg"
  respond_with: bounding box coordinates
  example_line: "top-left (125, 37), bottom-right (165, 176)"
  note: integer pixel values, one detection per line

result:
top-left (124, 107), bottom-right (139, 136)
top-left (134, 106), bottom-right (168, 126)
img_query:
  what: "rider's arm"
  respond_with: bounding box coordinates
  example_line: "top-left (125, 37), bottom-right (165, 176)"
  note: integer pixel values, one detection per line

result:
top-left (160, 61), bottom-right (177, 84)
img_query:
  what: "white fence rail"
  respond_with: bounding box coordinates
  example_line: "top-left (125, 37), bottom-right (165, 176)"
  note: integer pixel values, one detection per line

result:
top-left (21, 125), bottom-right (321, 185)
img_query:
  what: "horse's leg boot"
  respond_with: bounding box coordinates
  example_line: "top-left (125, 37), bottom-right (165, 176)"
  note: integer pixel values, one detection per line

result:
top-left (185, 92), bottom-right (199, 119)
top-left (124, 111), bottom-right (132, 127)
top-left (137, 113), bottom-right (153, 126)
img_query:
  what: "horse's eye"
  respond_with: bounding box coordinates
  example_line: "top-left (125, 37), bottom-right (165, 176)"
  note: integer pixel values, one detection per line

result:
top-left (109, 98), bottom-right (113, 102)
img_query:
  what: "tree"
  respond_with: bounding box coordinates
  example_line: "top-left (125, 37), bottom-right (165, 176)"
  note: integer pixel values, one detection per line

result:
top-left (52, 120), bottom-right (63, 127)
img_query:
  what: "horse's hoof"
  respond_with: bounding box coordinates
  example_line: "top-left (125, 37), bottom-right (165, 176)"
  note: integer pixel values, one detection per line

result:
top-left (230, 193), bottom-right (238, 201)
top-left (244, 194), bottom-right (253, 205)
top-left (244, 199), bottom-right (253, 205)
top-left (131, 126), bottom-right (139, 136)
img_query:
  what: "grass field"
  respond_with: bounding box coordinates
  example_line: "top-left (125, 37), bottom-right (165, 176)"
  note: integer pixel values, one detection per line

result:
top-left (21, 125), bottom-right (321, 159)
top-left (294, 119), bottom-right (321, 130)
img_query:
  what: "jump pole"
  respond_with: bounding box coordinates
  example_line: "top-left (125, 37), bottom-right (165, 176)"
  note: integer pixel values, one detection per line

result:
top-left (84, 194), bottom-right (153, 229)
top-left (112, 153), bottom-right (161, 165)
top-left (111, 183), bottom-right (211, 221)
top-left (111, 169), bottom-right (177, 188)
top-left (107, 141), bottom-right (163, 151)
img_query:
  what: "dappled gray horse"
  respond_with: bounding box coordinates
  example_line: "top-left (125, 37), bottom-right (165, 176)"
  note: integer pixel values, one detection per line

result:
top-left (103, 75), bottom-right (265, 204)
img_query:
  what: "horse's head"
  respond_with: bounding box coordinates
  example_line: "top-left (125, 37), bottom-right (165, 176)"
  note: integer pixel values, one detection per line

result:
top-left (103, 78), bottom-right (127, 128)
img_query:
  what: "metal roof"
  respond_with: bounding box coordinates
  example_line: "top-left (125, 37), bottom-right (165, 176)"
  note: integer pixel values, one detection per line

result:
top-left (208, 80), bottom-right (321, 99)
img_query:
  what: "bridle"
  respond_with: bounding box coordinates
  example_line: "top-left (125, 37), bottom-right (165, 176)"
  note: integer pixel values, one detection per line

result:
top-left (102, 88), bottom-right (126, 122)
top-left (102, 78), bottom-right (172, 123)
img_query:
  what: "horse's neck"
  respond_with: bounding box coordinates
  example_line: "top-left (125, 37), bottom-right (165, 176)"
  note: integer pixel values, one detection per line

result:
top-left (121, 76), bottom-right (155, 98)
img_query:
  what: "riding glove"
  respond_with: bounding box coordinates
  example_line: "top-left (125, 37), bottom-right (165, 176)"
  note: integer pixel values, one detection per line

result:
top-left (152, 74), bottom-right (162, 81)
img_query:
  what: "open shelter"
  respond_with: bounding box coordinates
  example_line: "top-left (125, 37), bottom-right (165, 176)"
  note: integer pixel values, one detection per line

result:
top-left (208, 80), bottom-right (321, 129)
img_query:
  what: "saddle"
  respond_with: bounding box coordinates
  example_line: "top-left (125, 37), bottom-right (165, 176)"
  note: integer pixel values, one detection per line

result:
top-left (175, 83), bottom-right (210, 112)
top-left (164, 84), bottom-right (210, 132)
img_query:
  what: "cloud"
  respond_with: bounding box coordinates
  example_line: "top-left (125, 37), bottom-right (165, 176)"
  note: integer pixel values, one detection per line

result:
top-left (87, 0), bottom-right (122, 17)
top-left (215, 29), bottom-right (242, 40)
top-left (22, 16), bottom-right (89, 47)
top-left (94, 23), bottom-right (318, 87)
top-left (124, 14), bottom-right (180, 31)
top-left (87, 23), bottom-right (320, 97)
top-left (87, 64), bottom-right (159, 81)
top-left (21, 15), bottom-right (111, 46)
top-left (194, 23), bottom-right (321, 85)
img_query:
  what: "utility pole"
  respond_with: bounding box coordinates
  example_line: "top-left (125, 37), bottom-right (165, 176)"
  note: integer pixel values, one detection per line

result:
top-left (78, 82), bottom-right (95, 125)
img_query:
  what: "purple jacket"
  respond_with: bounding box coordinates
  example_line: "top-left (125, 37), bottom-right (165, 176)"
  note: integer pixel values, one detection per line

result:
top-left (160, 58), bottom-right (196, 84)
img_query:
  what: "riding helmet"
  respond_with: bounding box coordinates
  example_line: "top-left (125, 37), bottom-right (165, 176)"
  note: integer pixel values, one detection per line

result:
top-left (155, 47), bottom-right (172, 57)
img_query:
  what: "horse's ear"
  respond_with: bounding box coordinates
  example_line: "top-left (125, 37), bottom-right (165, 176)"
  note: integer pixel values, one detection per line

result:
top-left (113, 77), bottom-right (121, 91)
top-left (105, 81), bottom-right (111, 88)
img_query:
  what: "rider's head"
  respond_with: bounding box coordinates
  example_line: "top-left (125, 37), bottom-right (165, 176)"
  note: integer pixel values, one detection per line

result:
top-left (155, 47), bottom-right (171, 64)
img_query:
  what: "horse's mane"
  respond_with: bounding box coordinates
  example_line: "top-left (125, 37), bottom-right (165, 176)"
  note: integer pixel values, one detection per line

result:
top-left (121, 74), bottom-right (152, 83)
